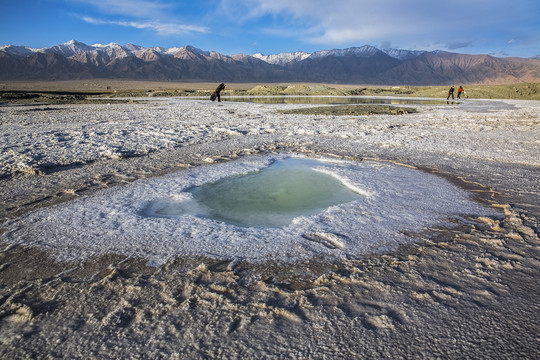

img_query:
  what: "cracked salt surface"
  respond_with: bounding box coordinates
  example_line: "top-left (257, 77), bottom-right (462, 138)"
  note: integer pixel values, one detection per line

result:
top-left (1, 98), bottom-right (539, 358)
top-left (1, 153), bottom-right (501, 265)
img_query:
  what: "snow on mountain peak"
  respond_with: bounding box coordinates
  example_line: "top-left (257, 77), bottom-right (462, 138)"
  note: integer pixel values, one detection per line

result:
top-left (381, 48), bottom-right (426, 60)
top-left (309, 45), bottom-right (381, 59)
top-left (252, 51), bottom-right (310, 66)
top-left (45, 40), bottom-right (95, 57)
top-left (183, 45), bottom-right (210, 56)
top-left (0, 45), bottom-right (37, 56)
top-left (92, 42), bottom-right (122, 49)
top-left (0, 40), bottom-right (427, 66)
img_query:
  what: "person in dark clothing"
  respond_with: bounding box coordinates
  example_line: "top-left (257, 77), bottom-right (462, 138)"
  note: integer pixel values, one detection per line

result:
top-left (457, 85), bottom-right (464, 99)
top-left (211, 83), bottom-right (226, 102)
top-left (447, 85), bottom-right (455, 100)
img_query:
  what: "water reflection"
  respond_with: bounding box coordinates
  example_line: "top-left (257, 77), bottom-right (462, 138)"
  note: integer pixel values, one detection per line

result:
top-left (224, 96), bottom-right (451, 105)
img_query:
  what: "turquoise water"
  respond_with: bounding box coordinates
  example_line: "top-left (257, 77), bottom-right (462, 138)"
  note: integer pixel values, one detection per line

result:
top-left (145, 158), bottom-right (365, 228)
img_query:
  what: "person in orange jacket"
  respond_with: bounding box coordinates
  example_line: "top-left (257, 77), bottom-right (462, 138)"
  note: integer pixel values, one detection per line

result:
top-left (457, 85), bottom-right (464, 99)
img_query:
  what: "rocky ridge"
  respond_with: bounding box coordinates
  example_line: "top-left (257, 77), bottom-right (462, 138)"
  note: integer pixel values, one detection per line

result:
top-left (1, 40), bottom-right (539, 85)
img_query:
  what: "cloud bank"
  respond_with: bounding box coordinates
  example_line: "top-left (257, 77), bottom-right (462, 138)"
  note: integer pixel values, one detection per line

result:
top-left (62, 0), bottom-right (538, 56)
top-left (77, 0), bottom-right (208, 36)
top-left (221, 0), bottom-right (539, 52)
top-left (82, 16), bottom-right (208, 36)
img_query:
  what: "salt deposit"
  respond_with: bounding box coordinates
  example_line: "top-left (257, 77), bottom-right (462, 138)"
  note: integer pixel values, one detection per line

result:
top-left (1, 153), bottom-right (500, 265)
top-left (0, 97), bottom-right (539, 358)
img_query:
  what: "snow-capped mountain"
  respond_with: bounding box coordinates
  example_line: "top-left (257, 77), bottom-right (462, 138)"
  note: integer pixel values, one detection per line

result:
top-left (1, 40), bottom-right (203, 61)
top-left (309, 45), bottom-right (382, 59)
top-left (381, 48), bottom-right (426, 60)
top-left (44, 39), bottom-right (96, 57)
top-left (252, 45), bottom-right (424, 65)
top-left (0, 45), bottom-right (37, 57)
top-left (252, 51), bottom-right (311, 66)
top-left (1, 40), bottom-right (424, 65)
top-left (1, 40), bottom-right (539, 85)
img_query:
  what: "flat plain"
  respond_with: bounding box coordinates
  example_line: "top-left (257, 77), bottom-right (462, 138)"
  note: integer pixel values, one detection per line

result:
top-left (0, 82), bottom-right (539, 358)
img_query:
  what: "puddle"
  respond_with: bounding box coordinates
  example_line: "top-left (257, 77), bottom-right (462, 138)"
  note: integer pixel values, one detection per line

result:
top-left (1, 154), bottom-right (502, 265)
top-left (144, 158), bottom-right (365, 227)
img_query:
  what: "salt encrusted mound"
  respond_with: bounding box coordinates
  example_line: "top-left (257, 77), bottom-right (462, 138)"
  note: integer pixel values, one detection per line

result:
top-left (1, 154), bottom-right (500, 265)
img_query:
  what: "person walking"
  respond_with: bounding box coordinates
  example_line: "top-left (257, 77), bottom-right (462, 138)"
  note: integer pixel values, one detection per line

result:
top-left (457, 85), bottom-right (464, 99)
top-left (447, 85), bottom-right (455, 100)
top-left (211, 83), bottom-right (226, 102)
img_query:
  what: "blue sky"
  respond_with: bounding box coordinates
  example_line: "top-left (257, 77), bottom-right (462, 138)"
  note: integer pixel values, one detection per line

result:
top-left (1, 0), bottom-right (539, 57)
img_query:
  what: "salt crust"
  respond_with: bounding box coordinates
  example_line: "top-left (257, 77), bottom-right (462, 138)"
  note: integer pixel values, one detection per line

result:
top-left (2, 153), bottom-right (500, 265)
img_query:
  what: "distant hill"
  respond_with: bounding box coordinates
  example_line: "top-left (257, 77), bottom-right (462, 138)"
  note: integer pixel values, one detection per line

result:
top-left (1, 40), bottom-right (539, 85)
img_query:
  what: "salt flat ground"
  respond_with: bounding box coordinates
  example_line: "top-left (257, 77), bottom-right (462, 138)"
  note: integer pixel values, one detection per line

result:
top-left (0, 97), bottom-right (539, 358)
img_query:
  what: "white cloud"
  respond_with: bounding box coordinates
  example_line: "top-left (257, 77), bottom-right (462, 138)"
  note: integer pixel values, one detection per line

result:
top-left (76, 1), bottom-right (208, 36)
top-left (223, 0), bottom-right (539, 52)
top-left (82, 16), bottom-right (208, 36)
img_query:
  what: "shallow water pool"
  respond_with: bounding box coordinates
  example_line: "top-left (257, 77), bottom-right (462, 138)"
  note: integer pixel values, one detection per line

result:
top-left (1, 154), bottom-right (502, 265)
top-left (145, 158), bottom-right (365, 227)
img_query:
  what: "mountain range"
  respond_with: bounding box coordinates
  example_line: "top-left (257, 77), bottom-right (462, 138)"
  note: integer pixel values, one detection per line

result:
top-left (1, 40), bottom-right (539, 85)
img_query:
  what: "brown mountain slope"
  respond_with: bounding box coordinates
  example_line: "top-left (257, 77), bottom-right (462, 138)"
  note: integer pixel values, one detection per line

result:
top-left (1, 44), bottom-right (539, 85)
top-left (382, 52), bottom-right (540, 85)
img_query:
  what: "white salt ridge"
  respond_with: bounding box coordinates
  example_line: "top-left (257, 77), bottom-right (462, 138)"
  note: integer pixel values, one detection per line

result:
top-left (312, 167), bottom-right (373, 197)
top-left (1, 154), bottom-right (501, 265)
top-left (302, 232), bottom-right (346, 249)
